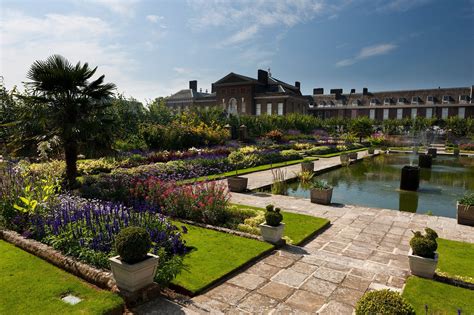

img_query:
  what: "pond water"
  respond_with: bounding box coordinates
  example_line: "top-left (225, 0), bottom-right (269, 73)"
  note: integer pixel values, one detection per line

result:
top-left (271, 154), bottom-right (474, 218)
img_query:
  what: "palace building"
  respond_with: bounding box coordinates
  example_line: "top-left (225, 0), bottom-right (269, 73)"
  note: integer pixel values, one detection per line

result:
top-left (165, 70), bottom-right (473, 119)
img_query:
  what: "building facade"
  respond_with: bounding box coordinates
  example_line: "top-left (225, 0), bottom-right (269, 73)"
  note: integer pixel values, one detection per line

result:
top-left (309, 86), bottom-right (474, 120)
top-left (165, 70), bottom-right (309, 115)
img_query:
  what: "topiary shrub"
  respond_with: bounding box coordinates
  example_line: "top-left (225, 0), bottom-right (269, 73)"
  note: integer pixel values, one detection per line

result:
top-left (355, 289), bottom-right (415, 315)
top-left (265, 204), bottom-right (283, 227)
top-left (115, 226), bottom-right (152, 264)
top-left (410, 228), bottom-right (438, 259)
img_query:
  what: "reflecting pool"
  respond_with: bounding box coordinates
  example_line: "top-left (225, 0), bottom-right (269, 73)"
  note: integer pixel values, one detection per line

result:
top-left (274, 154), bottom-right (474, 218)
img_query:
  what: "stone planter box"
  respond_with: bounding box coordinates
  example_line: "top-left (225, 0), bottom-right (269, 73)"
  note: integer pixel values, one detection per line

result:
top-left (259, 223), bottom-right (285, 244)
top-left (348, 152), bottom-right (358, 160)
top-left (418, 154), bottom-right (432, 168)
top-left (340, 154), bottom-right (349, 166)
top-left (301, 161), bottom-right (314, 173)
top-left (109, 253), bottom-right (159, 292)
top-left (457, 202), bottom-right (474, 226)
top-left (427, 148), bottom-right (437, 158)
top-left (408, 248), bottom-right (438, 279)
top-left (227, 176), bottom-right (248, 193)
top-left (453, 148), bottom-right (460, 156)
top-left (368, 148), bottom-right (375, 154)
top-left (310, 188), bottom-right (333, 205)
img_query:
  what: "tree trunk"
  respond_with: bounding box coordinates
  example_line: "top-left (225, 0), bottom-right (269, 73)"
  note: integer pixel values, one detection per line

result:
top-left (64, 141), bottom-right (78, 188)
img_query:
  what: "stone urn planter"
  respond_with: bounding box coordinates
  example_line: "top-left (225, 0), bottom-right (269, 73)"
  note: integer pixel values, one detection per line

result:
top-left (109, 254), bottom-right (159, 292)
top-left (301, 161), bottom-right (314, 173)
top-left (408, 249), bottom-right (438, 279)
top-left (348, 152), bottom-right (358, 160)
top-left (227, 176), bottom-right (248, 193)
top-left (368, 148), bottom-right (375, 154)
top-left (340, 153), bottom-right (350, 166)
top-left (260, 223), bottom-right (285, 244)
top-left (457, 202), bottom-right (474, 226)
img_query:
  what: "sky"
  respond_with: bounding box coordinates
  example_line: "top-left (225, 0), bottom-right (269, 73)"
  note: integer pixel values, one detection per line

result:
top-left (1, 0), bottom-right (473, 103)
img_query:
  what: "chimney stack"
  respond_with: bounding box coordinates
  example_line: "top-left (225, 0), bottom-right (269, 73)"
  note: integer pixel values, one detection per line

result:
top-left (189, 80), bottom-right (197, 92)
top-left (350, 88), bottom-right (356, 94)
top-left (258, 69), bottom-right (268, 85)
top-left (330, 88), bottom-right (343, 95)
top-left (313, 88), bottom-right (324, 95)
top-left (362, 87), bottom-right (368, 95)
top-left (295, 81), bottom-right (301, 90)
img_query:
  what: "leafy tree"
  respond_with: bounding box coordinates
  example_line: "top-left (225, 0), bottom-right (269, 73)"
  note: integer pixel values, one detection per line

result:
top-left (22, 55), bottom-right (116, 186)
top-left (148, 97), bottom-right (174, 125)
top-left (349, 117), bottom-right (374, 142)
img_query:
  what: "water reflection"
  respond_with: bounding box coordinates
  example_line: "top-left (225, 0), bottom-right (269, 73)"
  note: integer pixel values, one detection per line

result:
top-left (277, 154), bottom-right (474, 218)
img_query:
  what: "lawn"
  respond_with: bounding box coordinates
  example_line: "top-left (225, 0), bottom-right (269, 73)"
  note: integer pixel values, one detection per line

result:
top-left (402, 276), bottom-right (474, 314)
top-left (231, 204), bottom-right (330, 245)
top-left (170, 221), bottom-right (274, 295)
top-left (0, 240), bottom-right (123, 315)
top-left (437, 238), bottom-right (474, 283)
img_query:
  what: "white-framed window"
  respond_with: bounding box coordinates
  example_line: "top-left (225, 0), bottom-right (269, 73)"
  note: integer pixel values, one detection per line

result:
top-left (383, 109), bottom-right (389, 120)
top-left (241, 98), bottom-right (246, 113)
top-left (397, 108), bottom-right (403, 119)
top-left (427, 96), bottom-right (434, 104)
top-left (256, 103), bottom-right (261, 116)
top-left (267, 103), bottom-right (272, 115)
top-left (384, 97), bottom-right (391, 105)
top-left (397, 97), bottom-right (406, 105)
top-left (459, 95), bottom-right (469, 104)
top-left (369, 109), bottom-right (375, 119)
top-left (459, 107), bottom-right (465, 119)
top-left (426, 108), bottom-right (433, 119)
top-left (442, 107), bottom-right (449, 119)
top-left (370, 98), bottom-right (378, 106)
top-left (411, 108), bottom-right (417, 119)
top-left (411, 96), bottom-right (419, 104)
top-left (277, 103), bottom-right (284, 115)
top-left (352, 99), bottom-right (360, 106)
top-left (442, 95), bottom-right (451, 104)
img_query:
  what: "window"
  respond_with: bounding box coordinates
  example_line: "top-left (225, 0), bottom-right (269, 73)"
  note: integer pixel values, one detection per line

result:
top-left (397, 97), bottom-right (406, 104)
top-left (411, 108), bottom-right (417, 119)
top-left (267, 103), bottom-right (272, 115)
top-left (442, 95), bottom-right (451, 104)
top-left (256, 103), bottom-right (261, 116)
top-left (352, 99), bottom-right (360, 106)
top-left (427, 96), bottom-right (435, 104)
top-left (397, 108), bottom-right (403, 119)
top-left (351, 109), bottom-right (357, 118)
top-left (277, 103), bottom-right (284, 115)
top-left (411, 96), bottom-right (419, 104)
top-left (370, 98), bottom-right (378, 106)
top-left (459, 107), bottom-right (465, 119)
top-left (442, 107), bottom-right (448, 119)
top-left (319, 101), bottom-right (326, 107)
top-left (240, 87), bottom-right (246, 93)
top-left (369, 109), bottom-right (375, 119)
top-left (241, 97), bottom-right (246, 113)
top-left (426, 108), bottom-right (433, 119)
top-left (384, 97), bottom-right (391, 105)
top-left (459, 95), bottom-right (469, 103)
top-left (383, 109), bottom-right (389, 120)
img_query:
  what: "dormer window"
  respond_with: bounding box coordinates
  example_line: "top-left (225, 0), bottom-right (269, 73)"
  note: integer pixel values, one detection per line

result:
top-left (426, 96), bottom-right (435, 104)
top-left (384, 97), bottom-right (392, 105)
top-left (411, 96), bottom-right (420, 104)
top-left (442, 95), bottom-right (451, 104)
top-left (352, 99), bottom-right (360, 106)
top-left (397, 97), bottom-right (406, 105)
top-left (370, 98), bottom-right (378, 106)
top-left (459, 95), bottom-right (469, 103)
top-left (319, 101), bottom-right (326, 107)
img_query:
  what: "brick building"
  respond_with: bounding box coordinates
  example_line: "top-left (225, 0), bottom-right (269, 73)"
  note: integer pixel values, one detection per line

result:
top-left (165, 69), bottom-right (309, 115)
top-left (309, 86), bottom-right (474, 120)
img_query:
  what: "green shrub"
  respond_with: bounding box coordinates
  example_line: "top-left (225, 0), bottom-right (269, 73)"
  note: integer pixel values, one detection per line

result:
top-left (459, 193), bottom-right (474, 206)
top-left (115, 226), bottom-right (152, 264)
top-left (410, 228), bottom-right (438, 259)
top-left (310, 179), bottom-right (331, 190)
top-left (264, 205), bottom-right (283, 226)
top-left (355, 289), bottom-right (415, 315)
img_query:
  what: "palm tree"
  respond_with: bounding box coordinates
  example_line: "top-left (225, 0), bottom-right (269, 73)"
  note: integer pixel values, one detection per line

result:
top-left (25, 55), bottom-right (116, 187)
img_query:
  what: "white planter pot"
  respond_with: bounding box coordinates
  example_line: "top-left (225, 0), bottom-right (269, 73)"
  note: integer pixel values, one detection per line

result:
top-left (457, 202), bottom-right (474, 226)
top-left (408, 248), bottom-right (438, 279)
top-left (259, 223), bottom-right (285, 244)
top-left (109, 253), bottom-right (159, 292)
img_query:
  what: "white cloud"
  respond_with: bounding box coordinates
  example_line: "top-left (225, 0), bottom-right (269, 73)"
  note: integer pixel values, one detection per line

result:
top-left (336, 43), bottom-right (398, 67)
top-left (146, 14), bottom-right (164, 23)
top-left (81, 0), bottom-right (140, 17)
top-left (222, 25), bottom-right (259, 46)
top-left (375, 0), bottom-right (432, 12)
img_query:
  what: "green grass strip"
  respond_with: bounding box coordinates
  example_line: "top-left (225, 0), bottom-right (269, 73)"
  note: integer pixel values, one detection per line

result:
top-left (0, 240), bottom-right (123, 315)
top-left (312, 147), bottom-right (368, 158)
top-left (170, 221), bottom-right (274, 295)
top-left (402, 276), bottom-right (474, 314)
top-left (436, 238), bottom-right (474, 283)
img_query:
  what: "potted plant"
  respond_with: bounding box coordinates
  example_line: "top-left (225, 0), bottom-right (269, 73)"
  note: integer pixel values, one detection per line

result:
top-left (301, 158), bottom-right (314, 173)
top-left (340, 153), bottom-right (350, 166)
top-left (259, 205), bottom-right (285, 244)
top-left (109, 227), bottom-right (159, 292)
top-left (348, 152), bottom-right (358, 160)
top-left (368, 147), bottom-right (375, 154)
top-left (309, 179), bottom-right (333, 205)
top-left (227, 169), bottom-right (248, 193)
top-left (408, 228), bottom-right (438, 279)
top-left (457, 193), bottom-right (474, 226)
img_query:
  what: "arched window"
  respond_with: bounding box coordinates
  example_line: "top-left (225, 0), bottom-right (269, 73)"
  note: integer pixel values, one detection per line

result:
top-left (228, 98), bottom-right (238, 114)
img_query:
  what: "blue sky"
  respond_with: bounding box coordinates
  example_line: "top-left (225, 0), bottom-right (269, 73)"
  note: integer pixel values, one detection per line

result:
top-left (1, 0), bottom-right (473, 102)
